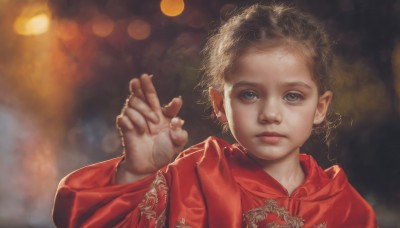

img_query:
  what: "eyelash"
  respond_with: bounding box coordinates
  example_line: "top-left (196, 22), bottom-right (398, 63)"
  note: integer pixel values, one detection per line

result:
top-left (238, 90), bottom-right (259, 102)
top-left (283, 92), bottom-right (304, 103)
top-left (237, 90), bottom-right (305, 104)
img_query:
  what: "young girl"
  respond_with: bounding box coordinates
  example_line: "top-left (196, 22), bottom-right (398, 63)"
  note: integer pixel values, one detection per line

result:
top-left (53, 4), bottom-right (377, 227)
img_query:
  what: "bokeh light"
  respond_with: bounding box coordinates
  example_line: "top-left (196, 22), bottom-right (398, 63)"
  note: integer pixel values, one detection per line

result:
top-left (91, 15), bottom-right (114, 37)
top-left (127, 19), bottom-right (151, 40)
top-left (56, 19), bottom-right (79, 41)
top-left (12, 1), bottom-right (50, 36)
top-left (160, 0), bottom-right (185, 17)
top-left (14, 13), bottom-right (50, 36)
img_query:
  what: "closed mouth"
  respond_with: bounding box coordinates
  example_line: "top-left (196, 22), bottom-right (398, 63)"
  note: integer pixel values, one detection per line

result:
top-left (256, 132), bottom-right (284, 144)
top-left (256, 132), bottom-right (284, 137)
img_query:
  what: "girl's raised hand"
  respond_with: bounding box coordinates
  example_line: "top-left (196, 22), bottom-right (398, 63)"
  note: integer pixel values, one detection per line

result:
top-left (116, 74), bottom-right (188, 183)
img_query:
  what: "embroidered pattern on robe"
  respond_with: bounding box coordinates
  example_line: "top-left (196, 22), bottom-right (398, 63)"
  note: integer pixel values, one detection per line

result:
top-left (243, 199), bottom-right (304, 228)
top-left (52, 138), bottom-right (377, 228)
top-left (138, 171), bottom-right (168, 227)
top-left (313, 223), bottom-right (327, 228)
top-left (243, 199), bottom-right (328, 228)
top-left (175, 218), bottom-right (191, 228)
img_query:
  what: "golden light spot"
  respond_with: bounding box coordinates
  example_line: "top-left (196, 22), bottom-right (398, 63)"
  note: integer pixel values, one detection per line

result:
top-left (91, 15), bottom-right (114, 37)
top-left (160, 0), bottom-right (185, 17)
top-left (14, 13), bottom-right (50, 36)
top-left (127, 19), bottom-right (151, 40)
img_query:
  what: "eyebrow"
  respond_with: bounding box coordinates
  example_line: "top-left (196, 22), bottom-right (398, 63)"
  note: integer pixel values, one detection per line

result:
top-left (231, 81), bottom-right (259, 89)
top-left (283, 81), bottom-right (313, 90)
top-left (231, 80), bottom-right (313, 90)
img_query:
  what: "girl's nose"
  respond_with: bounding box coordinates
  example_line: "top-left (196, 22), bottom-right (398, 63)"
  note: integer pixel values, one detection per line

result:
top-left (258, 101), bottom-right (282, 124)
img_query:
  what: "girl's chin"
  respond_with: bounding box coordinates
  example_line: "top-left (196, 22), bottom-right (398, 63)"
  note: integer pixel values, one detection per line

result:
top-left (246, 148), bottom-right (299, 164)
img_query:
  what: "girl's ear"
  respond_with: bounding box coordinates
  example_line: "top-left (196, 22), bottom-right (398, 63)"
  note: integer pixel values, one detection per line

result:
top-left (313, 91), bottom-right (333, 125)
top-left (209, 87), bottom-right (227, 123)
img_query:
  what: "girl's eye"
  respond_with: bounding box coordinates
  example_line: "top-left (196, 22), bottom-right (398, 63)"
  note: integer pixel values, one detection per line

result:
top-left (239, 91), bottom-right (258, 101)
top-left (284, 92), bottom-right (304, 103)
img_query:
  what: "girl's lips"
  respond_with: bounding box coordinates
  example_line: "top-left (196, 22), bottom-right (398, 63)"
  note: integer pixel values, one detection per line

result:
top-left (256, 132), bottom-right (284, 137)
top-left (256, 132), bottom-right (284, 144)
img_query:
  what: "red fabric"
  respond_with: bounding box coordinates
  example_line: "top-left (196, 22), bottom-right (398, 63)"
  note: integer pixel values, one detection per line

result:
top-left (53, 136), bottom-right (377, 227)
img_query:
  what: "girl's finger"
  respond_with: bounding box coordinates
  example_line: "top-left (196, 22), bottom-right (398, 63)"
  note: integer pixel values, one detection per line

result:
top-left (130, 77), bottom-right (145, 101)
top-left (123, 107), bottom-right (149, 134)
top-left (169, 118), bottom-right (188, 149)
top-left (128, 96), bottom-right (159, 123)
top-left (170, 117), bottom-right (185, 130)
top-left (117, 114), bottom-right (134, 131)
top-left (140, 74), bottom-right (162, 112)
top-left (162, 97), bottom-right (183, 118)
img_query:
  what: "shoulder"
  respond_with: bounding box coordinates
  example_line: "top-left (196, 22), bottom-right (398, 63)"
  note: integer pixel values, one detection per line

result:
top-left (164, 136), bottom-right (234, 174)
top-left (173, 136), bottom-right (232, 163)
top-left (323, 164), bottom-right (364, 199)
top-left (323, 164), bottom-right (376, 218)
top-left (303, 155), bottom-right (375, 216)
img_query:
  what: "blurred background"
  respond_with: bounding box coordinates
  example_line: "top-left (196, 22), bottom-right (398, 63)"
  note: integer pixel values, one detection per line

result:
top-left (0, 0), bottom-right (399, 227)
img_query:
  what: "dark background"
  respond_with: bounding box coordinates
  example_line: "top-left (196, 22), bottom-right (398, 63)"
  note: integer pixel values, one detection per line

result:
top-left (0, 0), bottom-right (399, 227)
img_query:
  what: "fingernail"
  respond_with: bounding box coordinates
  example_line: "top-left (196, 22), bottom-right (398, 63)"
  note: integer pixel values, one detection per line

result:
top-left (170, 117), bottom-right (179, 130)
top-left (149, 74), bottom-right (154, 78)
top-left (171, 117), bottom-right (179, 124)
top-left (180, 119), bottom-right (185, 126)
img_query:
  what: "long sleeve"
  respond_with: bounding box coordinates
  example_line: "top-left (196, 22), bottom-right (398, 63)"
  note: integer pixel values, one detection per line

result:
top-left (52, 157), bottom-right (167, 228)
top-left (53, 137), bottom-right (377, 227)
top-left (52, 137), bottom-right (242, 228)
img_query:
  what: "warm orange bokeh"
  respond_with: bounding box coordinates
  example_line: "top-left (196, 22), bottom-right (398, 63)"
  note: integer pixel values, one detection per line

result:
top-left (160, 0), bottom-right (185, 17)
top-left (91, 15), bottom-right (114, 37)
top-left (56, 19), bottom-right (79, 41)
top-left (14, 13), bottom-right (50, 36)
top-left (127, 19), bottom-right (151, 40)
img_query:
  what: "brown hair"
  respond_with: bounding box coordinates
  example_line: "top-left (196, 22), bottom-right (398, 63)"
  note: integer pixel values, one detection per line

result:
top-left (200, 3), bottom-right (335, 138)
top-left (201, 3), bottom-right (332, 94)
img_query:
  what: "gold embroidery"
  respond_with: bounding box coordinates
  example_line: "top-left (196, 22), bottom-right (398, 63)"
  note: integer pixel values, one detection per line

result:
top-left (267, 222), bottom-right (296, 228)
top-left (155, 209), bottom-right (167, 228)
top-left (138, 171), bottom-right (168, 227)
top-left (175, 218), bottom-right (191, 228)
top-left (313, 223), bottom-right (327, 228)
top-left (243, 199), bottom-right (304, 228)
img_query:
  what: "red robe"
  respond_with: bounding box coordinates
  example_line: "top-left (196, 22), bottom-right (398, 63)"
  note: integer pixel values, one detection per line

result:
top-left (53, 137), bottom-right (377, 227)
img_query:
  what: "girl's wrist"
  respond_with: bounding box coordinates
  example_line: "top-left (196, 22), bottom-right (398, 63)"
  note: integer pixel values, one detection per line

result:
top-left (116, 159), bottom-right (153, 184)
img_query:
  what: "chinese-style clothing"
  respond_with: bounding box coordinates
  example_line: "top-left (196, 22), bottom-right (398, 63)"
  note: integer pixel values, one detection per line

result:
top-left (53, 137), bottom-right (377, 227)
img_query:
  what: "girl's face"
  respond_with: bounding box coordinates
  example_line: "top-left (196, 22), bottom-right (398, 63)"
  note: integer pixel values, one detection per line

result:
top-left (210, 46), bottom-right (332, 166)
